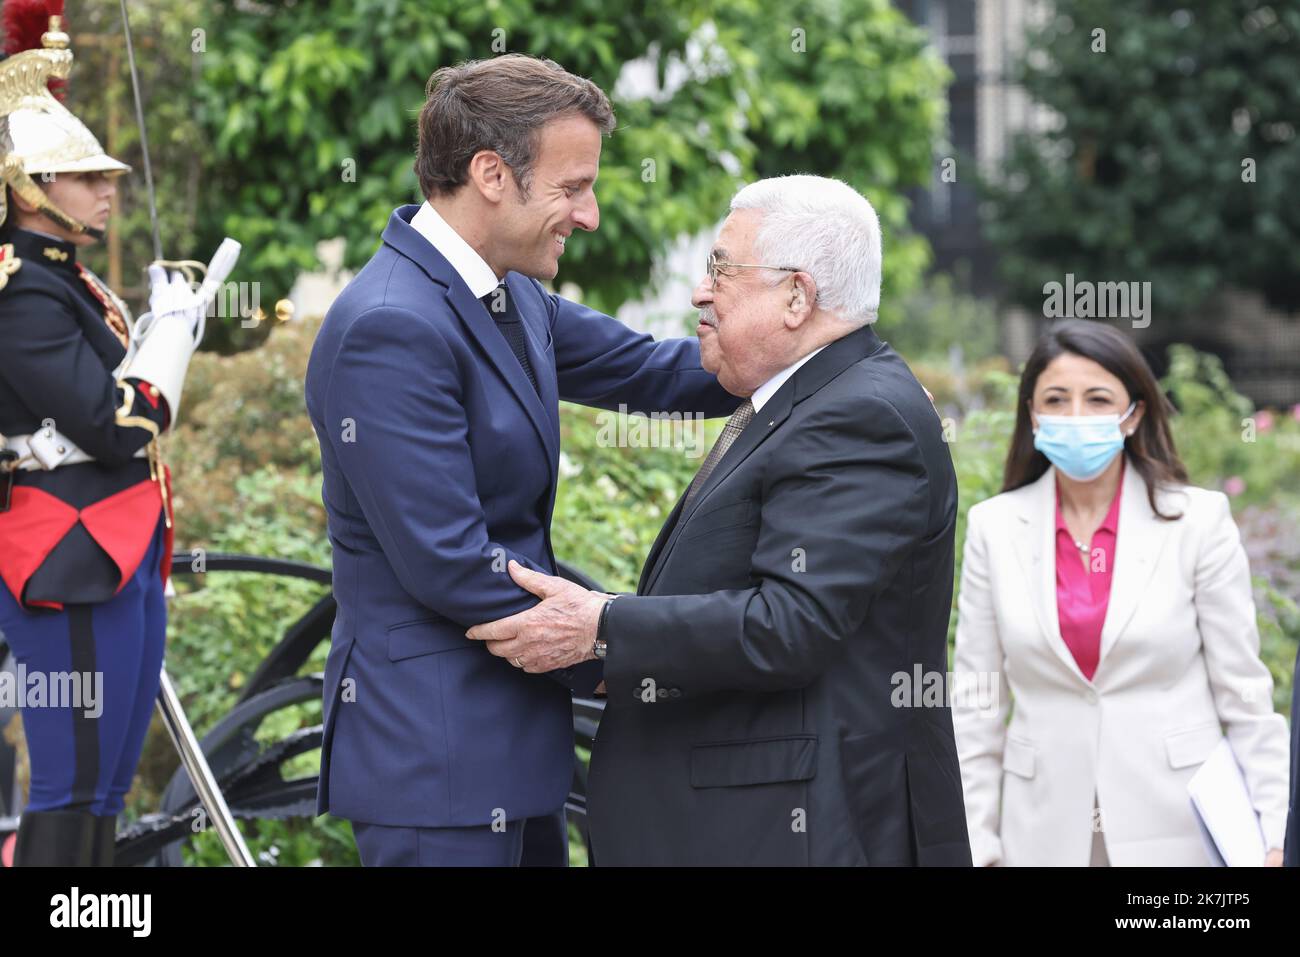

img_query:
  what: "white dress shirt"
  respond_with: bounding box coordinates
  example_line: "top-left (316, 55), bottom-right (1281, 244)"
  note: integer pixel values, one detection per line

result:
top-left (410, 201), bottom-right (501, 298)
top-left (750, 345), bottom-right (827, 413)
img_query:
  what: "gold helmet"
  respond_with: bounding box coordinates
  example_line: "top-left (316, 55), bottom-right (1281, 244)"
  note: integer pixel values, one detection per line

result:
top-left (0, 1), bottom-right (130, 240)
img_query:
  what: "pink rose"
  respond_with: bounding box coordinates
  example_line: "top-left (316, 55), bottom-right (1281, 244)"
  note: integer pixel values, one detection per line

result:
top-left (1224, 476), bottom-right (1246, 496)
top-left (1254, 410), bottom-right (1273, 432)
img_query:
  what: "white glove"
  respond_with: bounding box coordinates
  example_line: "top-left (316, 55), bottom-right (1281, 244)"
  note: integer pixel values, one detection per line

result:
top-left (121, 238), bottom-right (242, 428)
top-left (131, 238), bottom-right (241, 350)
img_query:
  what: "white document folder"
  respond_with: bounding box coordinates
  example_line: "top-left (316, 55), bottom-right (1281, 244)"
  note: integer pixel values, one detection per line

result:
top-left (1187, 738), bottom-right (1266, 867)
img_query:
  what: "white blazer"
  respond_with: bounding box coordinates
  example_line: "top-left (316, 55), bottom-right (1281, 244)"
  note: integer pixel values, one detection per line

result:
top-left (952, 455), bottom-right (1290, 866)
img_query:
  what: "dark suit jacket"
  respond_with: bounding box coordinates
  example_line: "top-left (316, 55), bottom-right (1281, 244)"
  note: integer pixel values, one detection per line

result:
top-left (587, 325), bottom-right (973, 865)
top-left (1286, 646), bottom-right (1299, 866)
top-left (304, 205), bottom-right (736, 827)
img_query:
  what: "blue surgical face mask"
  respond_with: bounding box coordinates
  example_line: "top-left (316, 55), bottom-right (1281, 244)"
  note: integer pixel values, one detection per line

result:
top-left (1032, 401), bottom-right (1137, 482)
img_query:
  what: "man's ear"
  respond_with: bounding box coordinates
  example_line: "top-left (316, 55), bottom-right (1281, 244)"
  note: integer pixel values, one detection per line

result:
top-left (466, 149), bottom-right (509, 204)
top-left (784, 272), bottom-right (817, 329)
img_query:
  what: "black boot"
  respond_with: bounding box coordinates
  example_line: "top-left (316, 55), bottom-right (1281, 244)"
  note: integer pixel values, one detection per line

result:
top-left (91, 815), bottom-right (118, 867)
top-left (13, 809), bottom-right (97, 866)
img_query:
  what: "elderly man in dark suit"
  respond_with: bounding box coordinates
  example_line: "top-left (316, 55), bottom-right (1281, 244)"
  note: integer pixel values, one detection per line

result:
top-left (469, 174), bottom-right (973, 866)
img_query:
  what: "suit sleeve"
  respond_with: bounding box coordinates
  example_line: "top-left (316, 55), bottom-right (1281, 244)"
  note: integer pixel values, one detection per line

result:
top-left (600, 392), bottom-right (928, 698)
top-left (1194, 491), bottom-right (1291, 851)
top-left (0, 282), bottom-right (167, 465)
top-left (950, 504), bottom-right (1012, 867)
top-left (321, 306), bottom-right (555, 630)
top-left (533, 281), bottom-right (738, 419)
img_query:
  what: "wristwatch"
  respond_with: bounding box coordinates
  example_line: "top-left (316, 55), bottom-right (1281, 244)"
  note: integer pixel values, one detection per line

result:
top-left (593, 595), bottom-right (619, 659)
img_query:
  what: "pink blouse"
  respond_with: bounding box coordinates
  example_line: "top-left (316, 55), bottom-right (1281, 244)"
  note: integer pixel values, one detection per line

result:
top-left (1053, 460), bottom-right (1124, 681)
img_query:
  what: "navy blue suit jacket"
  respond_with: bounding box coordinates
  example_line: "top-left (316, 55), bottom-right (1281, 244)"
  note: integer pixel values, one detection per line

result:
top-left (305, 205), bottom-right (737, 826)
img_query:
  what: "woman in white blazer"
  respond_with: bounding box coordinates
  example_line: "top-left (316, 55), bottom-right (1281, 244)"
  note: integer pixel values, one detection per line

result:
top-left (953, 320), bottom-right (1289, 866)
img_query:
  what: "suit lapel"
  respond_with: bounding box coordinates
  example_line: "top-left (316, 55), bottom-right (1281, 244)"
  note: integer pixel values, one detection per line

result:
top-left (1009, 469), bottom-right (1092, 686)
top-left (638, 491), bottom-right (687, 593)
top-left (1096, 457), bottom-right (1174, 670)
top-left (381, 207), bottom-right (558, 491)
top-left (1010, 455), bottom-right (1175, 685)
top-left (641, 387), bottom-right (792, 595)
top-left (505, 274), bottom-right (560, 458)
top-left (640, 326), bottom-right (883, 595)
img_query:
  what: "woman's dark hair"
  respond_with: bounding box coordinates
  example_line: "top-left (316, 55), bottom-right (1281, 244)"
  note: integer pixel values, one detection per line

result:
top-left (1003, 319), bottom-right (1189, 520)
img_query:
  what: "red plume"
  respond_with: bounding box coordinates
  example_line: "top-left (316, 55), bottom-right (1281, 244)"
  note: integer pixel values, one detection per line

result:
top-left (2, 0), bottom-right (67, 98)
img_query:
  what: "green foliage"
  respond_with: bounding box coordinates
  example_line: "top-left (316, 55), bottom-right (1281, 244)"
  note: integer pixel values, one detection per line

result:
top-left (945, 368), bottom-right (1019, 650)
top-left (553, 403), bottom-right (722, 592)
top-left (185, 815), bottom-right (359, 868)
top-left (1159, 345), bottom-right (1300, 705)
top-left (190, 0), bottom-right (948, 329)
top-left (717, 0), bottom-right (950, 319)
top-left (54, 1), bottom-right (207, 309)
top-left (981, 0), bottom-right (1300, 317)
top-left (1258, 579), bottom-right (1300, 713)
top-left (1162, 344), bottom-right (1300, 507)
top-left (881, 270), bottom-right (1003, 365)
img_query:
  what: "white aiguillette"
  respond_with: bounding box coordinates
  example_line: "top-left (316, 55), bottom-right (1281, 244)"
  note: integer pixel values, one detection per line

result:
top-left (1187, 738), bottom-right (1266, 866)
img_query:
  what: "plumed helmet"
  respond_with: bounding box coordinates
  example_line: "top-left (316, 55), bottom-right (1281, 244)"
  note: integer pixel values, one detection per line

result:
top-left (0, 0), bottom-right (130, 236)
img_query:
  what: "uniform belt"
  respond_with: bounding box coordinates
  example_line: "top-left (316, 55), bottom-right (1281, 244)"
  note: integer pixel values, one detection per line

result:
top-left (1, 429), bottom-right (148, 471)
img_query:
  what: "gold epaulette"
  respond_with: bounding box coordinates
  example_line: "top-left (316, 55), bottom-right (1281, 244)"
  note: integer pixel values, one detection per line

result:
top-left (0, 244), bottom-right (22, 291)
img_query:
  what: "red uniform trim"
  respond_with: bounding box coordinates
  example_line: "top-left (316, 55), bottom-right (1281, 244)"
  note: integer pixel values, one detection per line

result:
top-left (79, 478), bottom-right (166, 595)
top-left (0, 478), bottom-right (164, 611)
top-left (136, 380), bottom-right (161, 409)
top-left (160, 465), bottom-right (174, 588)
top-left (0, 486), bottom-right (80, 608)
top-left (130, 378), bottom-right (171, 430)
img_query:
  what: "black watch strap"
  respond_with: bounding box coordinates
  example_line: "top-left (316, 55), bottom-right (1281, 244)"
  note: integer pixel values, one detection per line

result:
top-left (599, 596), bottom-right (617, 638)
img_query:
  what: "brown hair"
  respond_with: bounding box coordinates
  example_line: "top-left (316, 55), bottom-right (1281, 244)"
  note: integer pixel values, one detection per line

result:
top-left (414, 54), bottom-right (615, 201)
top-left (1002, 319), bottom-right (1190, 520)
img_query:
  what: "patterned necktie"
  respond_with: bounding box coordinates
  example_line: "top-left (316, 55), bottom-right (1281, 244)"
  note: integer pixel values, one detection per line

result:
top-left (481, 283), bottom-right (539, 395)
top-left (681, 399), bottom-right (755, 510)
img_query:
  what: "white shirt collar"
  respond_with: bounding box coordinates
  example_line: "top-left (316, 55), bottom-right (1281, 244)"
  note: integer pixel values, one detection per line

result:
top-left (410, 201), bottom-right (502, 299)
top-left (750, 345), bottom-right (828, 413)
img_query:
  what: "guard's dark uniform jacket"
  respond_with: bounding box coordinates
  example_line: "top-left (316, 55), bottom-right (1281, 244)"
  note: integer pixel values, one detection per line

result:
top-left (0, 227), bottom-right (173, 610)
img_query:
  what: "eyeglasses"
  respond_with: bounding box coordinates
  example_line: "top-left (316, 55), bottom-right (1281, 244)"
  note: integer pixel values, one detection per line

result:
top-left (705, 250), bottom-right (803, 286)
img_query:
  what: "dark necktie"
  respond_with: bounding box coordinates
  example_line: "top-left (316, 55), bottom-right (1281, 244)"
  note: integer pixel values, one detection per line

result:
top-left (481, 283), bottom-right (539, 395)
top-left (681, 399), bottom-right (755, 511)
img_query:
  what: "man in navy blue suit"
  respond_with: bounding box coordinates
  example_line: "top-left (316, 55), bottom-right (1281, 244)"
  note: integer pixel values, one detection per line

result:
top-left (304, 54), bottom-right (736, 866)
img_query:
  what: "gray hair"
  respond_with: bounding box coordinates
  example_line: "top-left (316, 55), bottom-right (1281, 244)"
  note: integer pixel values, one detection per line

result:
top-left (729, 175), bottom-right (882, 326)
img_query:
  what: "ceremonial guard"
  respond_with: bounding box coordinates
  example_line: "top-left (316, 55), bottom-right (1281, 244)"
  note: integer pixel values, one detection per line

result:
top-left (0, 1), bottom-right (225, 866)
